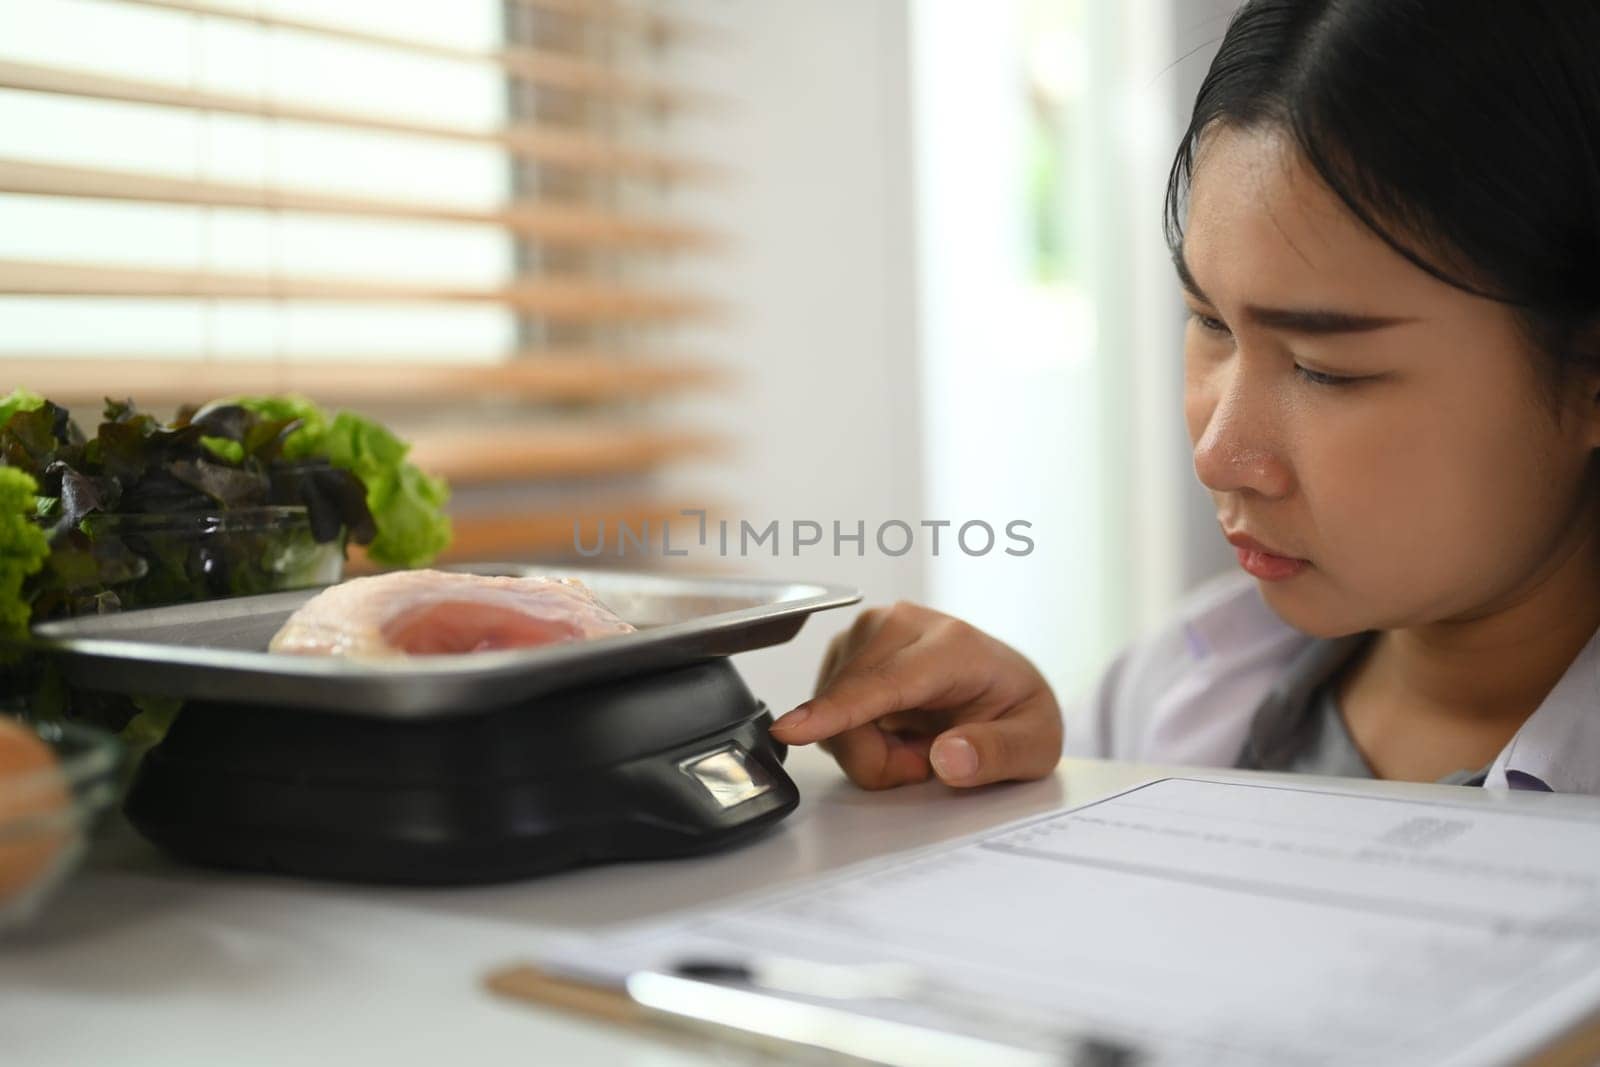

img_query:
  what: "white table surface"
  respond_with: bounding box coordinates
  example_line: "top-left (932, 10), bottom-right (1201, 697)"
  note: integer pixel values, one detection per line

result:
top-left (5, 749), bottom-right (1590, 1067)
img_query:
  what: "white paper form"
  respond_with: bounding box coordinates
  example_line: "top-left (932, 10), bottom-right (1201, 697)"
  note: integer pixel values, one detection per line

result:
top-left (549, 777), bottom-right (1600, 1066)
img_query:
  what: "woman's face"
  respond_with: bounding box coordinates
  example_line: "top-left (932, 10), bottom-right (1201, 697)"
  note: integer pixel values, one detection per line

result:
top-left (1182, 125), bottom-right (1600, 638)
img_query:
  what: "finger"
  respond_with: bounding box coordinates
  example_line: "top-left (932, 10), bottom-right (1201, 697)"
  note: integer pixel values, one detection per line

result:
top-left (772, 643), bottom-right (965, 745)
top-left (877, 707), bottom-right (958, 736)
top-left (821, 725), bottom-right (935, 791)
top-left (928, 694), bottom-right (1063, 788)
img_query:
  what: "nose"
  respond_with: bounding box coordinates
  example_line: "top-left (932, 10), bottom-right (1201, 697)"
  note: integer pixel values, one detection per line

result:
top-left (1188, 359), bottom-right (1294, 500)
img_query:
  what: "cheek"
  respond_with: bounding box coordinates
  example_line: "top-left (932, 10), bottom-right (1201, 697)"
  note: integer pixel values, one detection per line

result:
top-left (1423, 418), bottom-right (1579, 573)
top-left (1261, 405), bottom-right (1482, 634)
top-left (1304, 390), bottom-right (1578, 622)
top-left (1296, 408), bottom-right (1413, 560)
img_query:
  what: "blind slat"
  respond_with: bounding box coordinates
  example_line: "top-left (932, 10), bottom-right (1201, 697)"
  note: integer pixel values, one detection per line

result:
top-left (405, 426), bottom-right (726, 482)
top-left (0, 158), bottom-right (720, 251)
top-left (0, 355), bottom-right (728, 405)
top-left (354, 500), bottom-right (720, 568)
top-left (507, 0), bottom-right (722, 43)
top-left (110, 0), bottom-right (715, 109)
top-left (0, 60), bottom-right (717, 181)
top-left (0, 259), bottom-right (721, 320)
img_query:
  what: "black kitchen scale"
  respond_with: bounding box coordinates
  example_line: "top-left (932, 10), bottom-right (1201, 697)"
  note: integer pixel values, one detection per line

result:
top-left (122, 657), bottom-right (794, 884)
top-left (30, 566), bottom-right (859, 886)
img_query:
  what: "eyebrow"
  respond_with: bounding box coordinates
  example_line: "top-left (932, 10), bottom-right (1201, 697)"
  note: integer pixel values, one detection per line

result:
top-left (1173, 248), bottom-right (1419, 336)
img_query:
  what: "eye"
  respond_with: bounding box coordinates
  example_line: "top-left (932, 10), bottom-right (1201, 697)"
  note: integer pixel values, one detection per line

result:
top-left (1186, 309), bottom-right (1231, 336)
top-left (1186, 307), bottom-right (1369, 387)
top-left (1294, 365), bottom-right (1362, 387)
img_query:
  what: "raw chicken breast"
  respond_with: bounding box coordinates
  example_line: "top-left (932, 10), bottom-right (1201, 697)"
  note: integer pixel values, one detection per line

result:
top-left (268, 570), bottom-right (635, 658)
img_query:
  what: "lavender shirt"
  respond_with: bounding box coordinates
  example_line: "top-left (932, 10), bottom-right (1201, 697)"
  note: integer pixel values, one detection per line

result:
top-left (1063, 571), bottom-right (1600, 793)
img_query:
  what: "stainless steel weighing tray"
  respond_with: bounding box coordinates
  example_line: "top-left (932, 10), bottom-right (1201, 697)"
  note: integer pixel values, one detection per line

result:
top-left (28, 565), bottom-right (861, 717)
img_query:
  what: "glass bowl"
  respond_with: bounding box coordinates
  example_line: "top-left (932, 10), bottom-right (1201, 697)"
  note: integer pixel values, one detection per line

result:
top-left (81, 505), bottom-right (345, 611)
top-left (0, 717), bottom-right (122, 931)
top-left (26, 506), bottom-right (344, 754)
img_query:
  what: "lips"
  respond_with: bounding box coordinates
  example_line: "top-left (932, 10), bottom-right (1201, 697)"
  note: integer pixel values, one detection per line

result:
top-left (1223, 530), bottom-right (1303, 560)
top-left (1223, 528), bottom-right (1309, 581)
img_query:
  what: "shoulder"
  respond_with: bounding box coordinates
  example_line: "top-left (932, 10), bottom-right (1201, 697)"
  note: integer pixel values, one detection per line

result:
top-left (1064, 570), bottom-right (1315, 765)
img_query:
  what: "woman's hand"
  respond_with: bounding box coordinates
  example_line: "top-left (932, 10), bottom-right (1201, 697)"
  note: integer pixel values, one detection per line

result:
top-left (769, 602), bottom-right (1063, 790)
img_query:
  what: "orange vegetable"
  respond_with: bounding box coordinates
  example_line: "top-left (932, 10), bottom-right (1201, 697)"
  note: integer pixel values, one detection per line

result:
top-left (0, 717), bottom-right (69, 902)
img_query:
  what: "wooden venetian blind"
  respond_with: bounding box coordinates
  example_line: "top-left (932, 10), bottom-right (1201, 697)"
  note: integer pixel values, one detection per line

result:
top-left (0, 0), bottom-right (728, 563)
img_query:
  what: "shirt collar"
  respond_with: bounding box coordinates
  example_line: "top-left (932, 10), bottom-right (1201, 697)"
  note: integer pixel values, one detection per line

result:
top-left (1483, 623), bottom-right (1600, 793)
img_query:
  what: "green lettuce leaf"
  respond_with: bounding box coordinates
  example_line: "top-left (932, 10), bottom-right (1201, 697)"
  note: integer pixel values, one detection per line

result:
top-left (10, 397), bottom-right (373, 620)
top-left (0, 388), bottom-right (45, 429)
top-left (235, 396), bottom-right (451, 568)
top-left (0, 466), bottom-right (51, 642)
top-left (226, 395), bottom-right (329, 459)
top-left (199, 435), bottom-right (245, 464)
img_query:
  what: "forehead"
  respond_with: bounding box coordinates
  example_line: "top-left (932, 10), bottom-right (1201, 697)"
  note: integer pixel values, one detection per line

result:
top-left (1182, 125), bottom-right (1433, 302)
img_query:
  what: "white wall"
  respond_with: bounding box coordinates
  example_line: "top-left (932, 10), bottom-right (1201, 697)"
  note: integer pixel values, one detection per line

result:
top-left (665, 1), bottom-right (926, 713)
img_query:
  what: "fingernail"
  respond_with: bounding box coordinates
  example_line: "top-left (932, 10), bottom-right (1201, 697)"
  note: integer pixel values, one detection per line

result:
top-left (771, 705), bottom-right (811, 731)
top-left (931, 737), bottom-right (978, 781)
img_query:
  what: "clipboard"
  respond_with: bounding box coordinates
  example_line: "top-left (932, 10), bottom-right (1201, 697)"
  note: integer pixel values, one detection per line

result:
top-left (485, 777), bottom-right (1600, 1067)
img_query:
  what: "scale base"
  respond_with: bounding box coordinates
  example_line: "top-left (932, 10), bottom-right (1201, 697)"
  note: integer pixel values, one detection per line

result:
top-left (123, 659), bottom-right (799, 885)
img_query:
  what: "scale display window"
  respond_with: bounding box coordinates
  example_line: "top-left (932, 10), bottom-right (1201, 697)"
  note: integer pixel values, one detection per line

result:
top-left (681, 745), bottom-right (775, 809)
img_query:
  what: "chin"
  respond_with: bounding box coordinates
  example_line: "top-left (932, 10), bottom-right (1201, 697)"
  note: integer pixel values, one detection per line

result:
top-left (1253, 575), bottom-right (1374, 640)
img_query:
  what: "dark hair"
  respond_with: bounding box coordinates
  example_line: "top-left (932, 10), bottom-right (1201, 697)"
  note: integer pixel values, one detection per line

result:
top-left (1164, 0), bottom-right (1600, 396)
